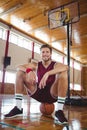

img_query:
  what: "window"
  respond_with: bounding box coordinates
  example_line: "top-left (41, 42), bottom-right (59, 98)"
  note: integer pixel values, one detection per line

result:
top-left (70, 83), bottom-right (81, 91)
top-left (52, 51), bottom-right (63, 63)
top-left (0, 70), bottom-right (16, 84)
top-left (74, 84), bottom-right (81, 91)
top-left (17, 36), bottom-right (24, 47)
top-left (0, 27), bottom-right (3, 38)
top-left (2, 29), bottom-right (7, 40)
top-left (0, 26), bottom-right (7, 40)
top-left (0, 27), bottom-right (10, 40)
top-left (64, 56), bottom-right (73, 66)
top-left (74, 61), bottom-right (81, 70)
top-left (23, 39), bottom-right (32, 51)
top-left (34, 43), bottom-right (41, 54)
top-left (0, 70), bottom-right (2, 82)
top-left (10, 33), bottom-right (18, 44)
top-left (5, 71), bottom-right (16, 83)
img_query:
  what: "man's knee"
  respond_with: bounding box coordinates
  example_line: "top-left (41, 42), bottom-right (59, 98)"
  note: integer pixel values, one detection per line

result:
top-left (16, 70), bottom-right (25, 79)
top-left (59, 71), bottom-right (68, 81)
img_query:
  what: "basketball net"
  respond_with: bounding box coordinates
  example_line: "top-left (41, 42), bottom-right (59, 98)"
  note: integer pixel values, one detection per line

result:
top-left (48, 0), bottom-right (80, 29)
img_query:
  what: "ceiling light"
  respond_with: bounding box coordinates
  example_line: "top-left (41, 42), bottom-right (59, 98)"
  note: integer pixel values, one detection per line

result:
top-left (0, 3), bottom-right (22, 17)
top-left (35, 30), bottom-right (49, 42)
top-left (0, 8), bottom-right (3, 13)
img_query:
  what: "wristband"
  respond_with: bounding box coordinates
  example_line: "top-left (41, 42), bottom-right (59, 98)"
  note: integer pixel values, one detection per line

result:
top-left (26, 68), bottom-right (33, 73)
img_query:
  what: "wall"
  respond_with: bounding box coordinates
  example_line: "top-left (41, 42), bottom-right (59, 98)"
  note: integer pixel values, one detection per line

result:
top-left (0, 39), bottom-right (40, 71)
top-left (0, 37), bottom-right (82, 96)
top-left (70, 67), bottom-right (81, 85)
top-left (0, 82), bottom-right (27, 95)
top-left (81, 67), bottom-right (87, 96)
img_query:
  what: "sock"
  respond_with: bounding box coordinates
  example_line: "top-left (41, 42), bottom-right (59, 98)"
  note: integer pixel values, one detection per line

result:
top-left (15, 93), bottom-right (23, 110)
top-left (57, 97), bottom-right (66, 111)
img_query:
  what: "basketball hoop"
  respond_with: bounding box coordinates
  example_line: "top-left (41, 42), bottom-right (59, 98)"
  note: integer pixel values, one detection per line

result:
top-left (48, 0), bottom-right (80, 29)
top-left (48, 0), bottom-right (80, 104)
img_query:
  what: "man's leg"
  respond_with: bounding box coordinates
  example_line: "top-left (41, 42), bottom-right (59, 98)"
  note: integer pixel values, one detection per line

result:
top-left (14, 70), bottom-right (25, 111)
top-left (4, 70), bottom-right (36, 118)
top-left (51, 71), bottom-right (68, 124)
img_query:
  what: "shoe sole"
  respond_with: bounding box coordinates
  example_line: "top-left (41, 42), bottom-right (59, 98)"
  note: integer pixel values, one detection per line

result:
top-left (54, 116), bottom-right (68, 125)
top-left (4, 114), bottom-right (23, 118)
top-left (54, 119), bottom-right (68, 125)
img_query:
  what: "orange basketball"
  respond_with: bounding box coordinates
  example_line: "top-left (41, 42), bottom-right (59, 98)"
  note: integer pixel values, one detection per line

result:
top-left (40, 103), bottom-right (55, 115)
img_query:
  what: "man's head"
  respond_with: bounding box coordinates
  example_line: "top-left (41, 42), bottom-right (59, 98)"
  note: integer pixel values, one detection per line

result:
top-left (40, 44), bottom-right (52, 53)
top-left (40, 44), bottom-right (52, 62)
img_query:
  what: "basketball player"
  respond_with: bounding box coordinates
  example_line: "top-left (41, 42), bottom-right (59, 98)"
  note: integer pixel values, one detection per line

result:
top-left (4, 44), bottom-right (68, 124)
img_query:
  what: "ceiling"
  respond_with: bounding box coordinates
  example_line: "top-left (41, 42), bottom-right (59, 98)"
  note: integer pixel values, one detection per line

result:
top-left (0, 0), bottom-right (87, 65)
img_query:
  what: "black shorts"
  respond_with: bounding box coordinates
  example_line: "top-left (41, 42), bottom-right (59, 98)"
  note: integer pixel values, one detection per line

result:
top-left (28, 85), bottom-right (57, 104)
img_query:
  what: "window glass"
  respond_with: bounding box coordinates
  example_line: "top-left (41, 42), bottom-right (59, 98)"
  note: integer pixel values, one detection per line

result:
top-left (70, 83), bottom-right (73, 90)
top-left (73, 84), bottom-right (81, 91)
top-left (5, 72), bottom-right (16, 83)
top-left (34, 43), bottom-right (41, 54)
top-left (17, 36), bottom-right (23, 47)
top-left (10, 32), bottom-right (33, 51)
top-left (0, 27), bottom-right (3, 38)
top-left (2, 29), bottom-right (7, 40)
top-left (70, 83), bottom-right (81, 91)
top-left (10, 33), bottom-right (18, 45)
top-left (74, 61), bottom-right (81, 70)
top-left (52, 51), bottom-right (63, 63)
top-left (64, 57), bottom-right (72, 66)
top-left (23, 39), bottom-right (32, 50)
top-left (0, 70), bottom-right (2, 82)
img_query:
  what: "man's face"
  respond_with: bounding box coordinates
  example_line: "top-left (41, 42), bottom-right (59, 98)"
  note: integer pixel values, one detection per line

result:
top-left (40, 47), bottom-right (52, 62)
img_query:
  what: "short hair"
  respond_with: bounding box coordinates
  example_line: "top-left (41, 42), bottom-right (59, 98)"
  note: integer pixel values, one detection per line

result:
top-left (40, 44), bottom-right (52, 53)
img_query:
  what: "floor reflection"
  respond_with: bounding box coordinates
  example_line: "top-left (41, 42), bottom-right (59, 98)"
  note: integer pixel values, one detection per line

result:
top-left (0, 95), bottom-right (87, 130)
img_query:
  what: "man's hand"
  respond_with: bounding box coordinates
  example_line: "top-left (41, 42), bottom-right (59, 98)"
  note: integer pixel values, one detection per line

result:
top-left (39, 72), bottom-right (49, 89)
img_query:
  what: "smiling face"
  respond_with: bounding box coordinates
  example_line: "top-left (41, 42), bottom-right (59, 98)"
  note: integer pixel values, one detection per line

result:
top-left (40, 47), bottom-right (52, 62)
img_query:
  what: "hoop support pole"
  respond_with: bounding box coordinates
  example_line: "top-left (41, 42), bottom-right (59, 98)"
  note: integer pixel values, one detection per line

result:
top-left (66, 23), bottom-right (70, 100)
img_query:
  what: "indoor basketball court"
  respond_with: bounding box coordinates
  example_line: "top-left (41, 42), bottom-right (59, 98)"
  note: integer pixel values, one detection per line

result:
top-left (0, 94), bottom-right (87, 130)
top-left (0, 0), bottom-right (87, 130)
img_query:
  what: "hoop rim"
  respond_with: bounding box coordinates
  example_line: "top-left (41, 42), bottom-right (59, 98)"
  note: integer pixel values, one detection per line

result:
top-left (48, 0), bottom-right (80, 29)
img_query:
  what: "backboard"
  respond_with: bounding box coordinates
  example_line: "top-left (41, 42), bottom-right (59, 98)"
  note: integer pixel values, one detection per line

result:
top-left (48, 0), bottom-right (80, 29)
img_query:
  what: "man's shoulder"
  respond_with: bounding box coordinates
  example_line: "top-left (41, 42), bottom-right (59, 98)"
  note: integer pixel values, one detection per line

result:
top-left (52, 60), bottom-right (56, 63)
top-left (51, 60), bottom-right (57, 64)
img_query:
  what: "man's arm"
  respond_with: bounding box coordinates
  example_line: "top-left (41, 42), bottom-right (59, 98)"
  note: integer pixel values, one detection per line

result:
top-left (47, 62), bottom-right (68, 76)
top-left (39, 62), bottom-right (68, 89)
top-left (16, 61), bottom-right (38, 85)
top-left (16, 62), bottom-right (37, 72)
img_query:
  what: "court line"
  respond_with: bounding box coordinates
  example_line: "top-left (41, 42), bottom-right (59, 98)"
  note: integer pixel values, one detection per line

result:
top-left (1, 117), bottom-right (87, 130)
top-left (0, 122), bottom-right (25, 130)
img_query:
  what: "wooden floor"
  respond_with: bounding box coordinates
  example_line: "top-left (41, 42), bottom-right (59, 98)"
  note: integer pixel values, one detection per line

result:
top-left (0, 95), bottom-right (87, 130)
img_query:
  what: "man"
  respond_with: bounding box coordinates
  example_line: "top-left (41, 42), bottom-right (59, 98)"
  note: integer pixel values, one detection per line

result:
top-left (5, 44), bottom-right (68, 124)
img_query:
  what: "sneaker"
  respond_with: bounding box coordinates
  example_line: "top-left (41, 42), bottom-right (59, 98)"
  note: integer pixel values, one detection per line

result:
top-left (54, 110), bottom-right (68, 125)
top-left (4, 106), bottom-right (23, 118)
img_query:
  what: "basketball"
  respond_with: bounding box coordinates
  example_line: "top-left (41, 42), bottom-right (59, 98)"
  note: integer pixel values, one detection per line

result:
top-left (40, 103), bottom-right (55, 115)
